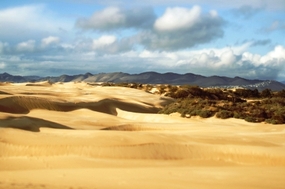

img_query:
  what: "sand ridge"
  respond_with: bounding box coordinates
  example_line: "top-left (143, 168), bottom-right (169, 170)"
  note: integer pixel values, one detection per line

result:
top-left (0, 82), bottom-right (285, 189)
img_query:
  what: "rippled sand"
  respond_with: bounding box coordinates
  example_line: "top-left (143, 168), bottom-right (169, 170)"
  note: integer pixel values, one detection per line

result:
top-left (0, 82), bottom-right (285, 189)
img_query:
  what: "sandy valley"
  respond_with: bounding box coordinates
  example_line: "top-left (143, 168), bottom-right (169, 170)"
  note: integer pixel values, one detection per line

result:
top-left (0, 82), bottom-right (285, 189)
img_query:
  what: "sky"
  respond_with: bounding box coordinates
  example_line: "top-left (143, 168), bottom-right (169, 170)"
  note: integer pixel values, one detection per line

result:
top-left (0, 0), bottom-right (285, 81)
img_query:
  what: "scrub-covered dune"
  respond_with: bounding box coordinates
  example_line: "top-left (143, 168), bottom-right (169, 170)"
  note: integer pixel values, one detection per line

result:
top-left (0, 82), bottom-right (285, 189)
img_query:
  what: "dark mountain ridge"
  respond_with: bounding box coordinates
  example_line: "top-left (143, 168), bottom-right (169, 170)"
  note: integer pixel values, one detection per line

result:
top-left (1, 72), bottom-right (285, 91)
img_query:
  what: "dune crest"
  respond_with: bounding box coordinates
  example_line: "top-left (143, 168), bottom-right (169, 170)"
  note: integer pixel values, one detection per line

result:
top-left (25, 81), bottom-right (52, 87)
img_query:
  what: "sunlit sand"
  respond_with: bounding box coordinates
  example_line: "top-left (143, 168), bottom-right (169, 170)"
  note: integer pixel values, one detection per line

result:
top-left (0, 82), bottom-right (285, 189)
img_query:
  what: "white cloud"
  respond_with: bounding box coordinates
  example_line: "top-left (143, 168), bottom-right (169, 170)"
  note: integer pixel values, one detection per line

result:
top-left (1, 42), bottom-right (284, 80)
top-left (76, 7), bottom-right (156, 31)
top-left (16, 40), bottom-right (36, 52)
top-left (241, 45), bottom-right (285, 68)
top-left (0, 5), bottom-right (41, 27)
top-left (154, 6), bottom-right (201, 31)
top-left (77, 7), bottom-right (125, 31)
top-left (209, 10), bottom-right (218, 17)
top-left (41, 36), bottom-right (60, 47)
top-left (241, 52), bottom-right (261, 66)
top-left (0, 37), bottom-right (63, 55)
top-left (92, 35), bottom-right (116, 49)
top-left (219, 49), bottom-right (236, 66)
top-left (260, 45), bottom-right (285, 65)
top-left (140, 6), bottom-right (225, 50)
top-left (0, 5), bottom-right (71, 42)
top-left (64, 35), bottom-right (134, 55)
top-left (0, 62), bottom-right (6, 69)
top-left (129, 44), bottom-right (285, 79)
top-left (184, 45), bottom-right (285, 79)
top-left (0, 2), bottom-right (283, 80)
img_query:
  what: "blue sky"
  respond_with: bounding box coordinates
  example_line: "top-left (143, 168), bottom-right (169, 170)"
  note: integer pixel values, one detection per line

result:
top-left (0, 0), bottom-right (285, 80)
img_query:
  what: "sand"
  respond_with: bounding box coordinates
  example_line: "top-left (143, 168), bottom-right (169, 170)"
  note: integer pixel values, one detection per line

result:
top-left (0, 82), bottom-right (285, 189)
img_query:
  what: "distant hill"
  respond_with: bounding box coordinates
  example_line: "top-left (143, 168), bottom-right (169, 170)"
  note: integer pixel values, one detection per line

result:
top-left (0, 72), bottom-right (41, 82)
top-left (1, 72), bottom-right (285, 91)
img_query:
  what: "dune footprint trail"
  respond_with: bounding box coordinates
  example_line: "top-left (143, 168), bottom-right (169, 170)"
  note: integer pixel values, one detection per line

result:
top-left (0, 82), bottom-right (285, 189)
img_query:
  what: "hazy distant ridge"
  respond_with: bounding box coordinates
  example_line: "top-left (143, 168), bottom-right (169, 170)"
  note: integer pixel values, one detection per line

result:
top-left (1, 72), bottom-right (285, 91)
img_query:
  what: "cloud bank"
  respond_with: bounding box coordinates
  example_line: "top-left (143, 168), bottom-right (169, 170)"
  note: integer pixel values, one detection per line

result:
top-left (0, 2), bottom-right (284, 81)
top-left (72, 0), bottom-right (285, 11)
top-left (76, 7), bottom-right (156, 31)
top-left (76, 6), bottom-right (224, 51)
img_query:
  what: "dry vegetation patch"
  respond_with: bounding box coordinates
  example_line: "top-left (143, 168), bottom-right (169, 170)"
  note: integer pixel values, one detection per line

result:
top-left (159, 86), bottom-right (285, 124)
top-left (108, 82), bottom-right (285, 124)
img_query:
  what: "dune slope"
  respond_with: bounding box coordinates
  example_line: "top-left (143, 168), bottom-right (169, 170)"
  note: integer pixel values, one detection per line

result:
top-left (0, 82), bottom-right (285, 189)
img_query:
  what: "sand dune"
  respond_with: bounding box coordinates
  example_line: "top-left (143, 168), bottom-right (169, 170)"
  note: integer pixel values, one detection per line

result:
top-left (25, 81), bottom-right (52, 87)
top-left (0, 82), bottom-right (285, 189)
top-left (0, 115), bottom-right (73, 131)
top-left (0, 96), bottom-right (160, 115)
top-left (1, 128), bottom-right (284, 165)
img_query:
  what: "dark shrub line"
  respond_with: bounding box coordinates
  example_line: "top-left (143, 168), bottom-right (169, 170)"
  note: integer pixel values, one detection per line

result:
top-left (99, 83), bottom-right (285, 124)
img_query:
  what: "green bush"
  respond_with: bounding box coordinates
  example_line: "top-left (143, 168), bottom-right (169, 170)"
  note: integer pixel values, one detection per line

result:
top-left (271, 113), bottom-right (285, 124)
top-left (216, 110), bottom-right (234, 119)
top-left (158, 86), bottom-right (285, 124)
top-left (245, 116), bottom-right (257, 123)
top-left (233, 111), bottom-right (244, 119)
top-left (198, 110), bottom-right (214, 118)
top-left (260, 89), bottom-right (272, 98)
top-left (265, 119), bottom-right (279, 124)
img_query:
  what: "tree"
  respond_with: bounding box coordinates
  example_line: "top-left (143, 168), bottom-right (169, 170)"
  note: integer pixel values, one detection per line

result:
top-left (260, 89), bottom-right (272, 98)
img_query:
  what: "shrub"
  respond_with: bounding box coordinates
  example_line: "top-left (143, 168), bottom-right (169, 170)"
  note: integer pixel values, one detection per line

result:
top-left (234, 89), bottom-right (259, 98)
top-left (260, 89), bottom-right (272, 98)
top-left (158, 85), bottom-right (167, 94)
top-left (216, 110), bottom-right (234, 119)
top-left (198, 110), bottom-right (214, 118)
top-left (166, 85), bottom-right (178, 96)
top-left (245, 116), bottom-right (257, 123)
top-left (265, 119), bottom-right (279, 124)
top-left (233, 111), bottom-right (244, 119)
top-left (276, 90), bottom-right (285, 98)
top-left (172, 89), bottom-right (189, 98)
top-left (271, 113), bottom-right (285, 124)
top-left (158, 85), bottom-right (285, 124)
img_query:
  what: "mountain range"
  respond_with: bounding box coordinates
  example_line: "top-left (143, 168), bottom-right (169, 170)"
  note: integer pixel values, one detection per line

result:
top-left (1, 72), bottom-right (285, 91)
